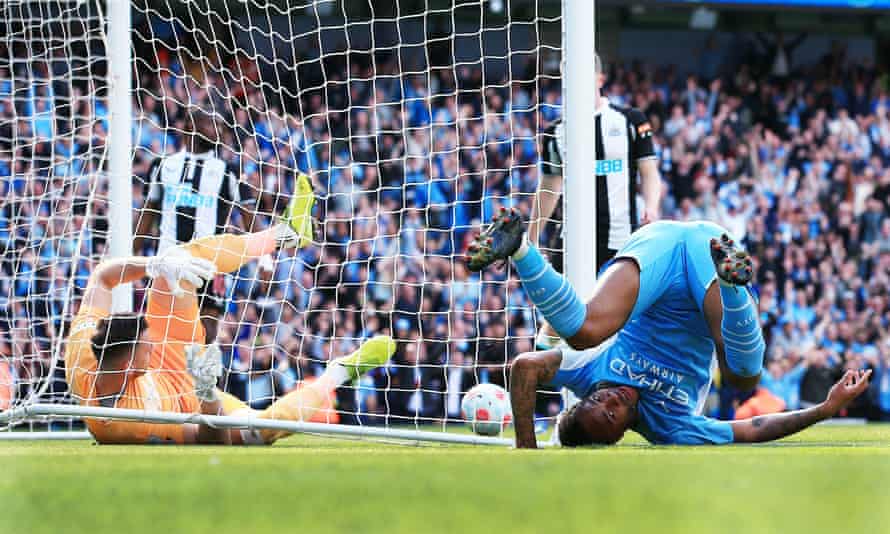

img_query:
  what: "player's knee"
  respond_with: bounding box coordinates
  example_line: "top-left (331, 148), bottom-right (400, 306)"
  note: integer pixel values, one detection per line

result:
top-left (565, 315), bottom-right (611, 350)
top-left (566, 296), bottom-right (630, 350)
top-left (725, 370), bottom-right (761, 392)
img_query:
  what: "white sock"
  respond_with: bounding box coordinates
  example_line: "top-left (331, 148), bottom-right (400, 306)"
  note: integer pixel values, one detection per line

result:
top-left (274, 223), bottom-right (298, 247)
top-left (512, 239), bottom-right (530, 260)
top-left (323, 362), bottom-right (351, 386)
top-left (535, 329), bottom-right (562, 350)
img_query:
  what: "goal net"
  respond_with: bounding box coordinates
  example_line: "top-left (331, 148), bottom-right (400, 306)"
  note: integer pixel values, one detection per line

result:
top-left (0, 0), bottom-right (568, 442)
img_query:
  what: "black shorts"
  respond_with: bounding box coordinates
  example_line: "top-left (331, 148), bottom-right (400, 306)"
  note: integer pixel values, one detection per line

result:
top-left (545, 220), bottom-right (617, 275)
top-left (197, 274), bottom-right (227, 314)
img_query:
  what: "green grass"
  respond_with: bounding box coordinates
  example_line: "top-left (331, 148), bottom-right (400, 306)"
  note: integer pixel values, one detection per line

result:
top-left (3, 425), bottom-right (890, 534)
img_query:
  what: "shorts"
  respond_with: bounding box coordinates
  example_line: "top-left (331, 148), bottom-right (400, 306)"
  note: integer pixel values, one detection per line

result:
top-left (197, 274), bottom-right (228, 314)
top-left (614, 220), bottom-right (726, 319)
top-left (545, 204), bottom-right (618, 275)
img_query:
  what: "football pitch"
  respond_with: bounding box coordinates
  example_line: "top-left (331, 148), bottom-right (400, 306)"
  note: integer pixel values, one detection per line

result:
top-left (3, 425), bottom-right (890, 534)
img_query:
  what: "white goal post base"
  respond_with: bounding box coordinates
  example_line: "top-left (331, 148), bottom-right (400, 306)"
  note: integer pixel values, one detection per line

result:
top-left (1, 404), bottom-right (547, 447)
top-left (0, 431), bottom-right (92, 441)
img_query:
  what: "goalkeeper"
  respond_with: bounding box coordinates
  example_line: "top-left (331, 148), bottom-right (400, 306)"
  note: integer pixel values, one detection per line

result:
top-left (64, 173), bottom-right (395, 445)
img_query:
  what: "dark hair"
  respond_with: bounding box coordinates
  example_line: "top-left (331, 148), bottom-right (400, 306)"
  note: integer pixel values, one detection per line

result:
top-left (557, 397), bottom-right (625, 447)
top-left (186, 109), bottom-right (219, 153)
top-left (90, 314), bottom-right (147, 369)
top-left (558, 410), bottom-right (596, 448)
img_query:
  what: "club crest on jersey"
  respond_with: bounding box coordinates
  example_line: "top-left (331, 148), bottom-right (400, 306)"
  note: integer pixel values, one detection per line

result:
top-left (637, 122), bottom-right (653, 138)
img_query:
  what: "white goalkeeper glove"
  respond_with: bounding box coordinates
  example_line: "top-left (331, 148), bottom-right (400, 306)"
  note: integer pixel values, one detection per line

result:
top-left (146, 246), bottom-right (216, 297)
top-left (185, 342), bottom-right (223, 402)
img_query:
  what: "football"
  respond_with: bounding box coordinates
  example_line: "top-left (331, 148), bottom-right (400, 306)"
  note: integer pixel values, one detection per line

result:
top-left (461, 383), bottom-right (513, 436)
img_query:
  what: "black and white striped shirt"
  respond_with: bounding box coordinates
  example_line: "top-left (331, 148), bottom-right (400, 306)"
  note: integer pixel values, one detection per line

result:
top-left (541, 98), bottom-right (656, 251)
top-left (146, 151), bottom-right (248, 252)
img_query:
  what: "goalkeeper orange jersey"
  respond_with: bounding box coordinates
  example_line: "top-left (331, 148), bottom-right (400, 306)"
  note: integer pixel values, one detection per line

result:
top-left (64, 290), bottom-right (207, 444)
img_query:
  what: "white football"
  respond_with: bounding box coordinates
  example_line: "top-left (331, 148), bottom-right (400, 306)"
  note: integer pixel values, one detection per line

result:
top-left (461, 383), bottom-right (512, 436)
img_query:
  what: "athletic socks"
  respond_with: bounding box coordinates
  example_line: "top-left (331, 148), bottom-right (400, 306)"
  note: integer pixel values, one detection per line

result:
top-left (512, 242), bottom-right (586, 340)
top-left (719, 282), bottom-right (765, 378)
top-left (535, 329), bottom-right (562, 351)
top-left (322, 362), bottom-right (351, 387)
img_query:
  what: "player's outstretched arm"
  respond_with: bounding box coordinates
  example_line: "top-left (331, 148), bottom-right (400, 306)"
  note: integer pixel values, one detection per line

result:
top-left (88, 250), bottom-right (215, 296)
top-left (180, 396), bottom-right (232, 445)
top-left (82, 257), bottom-right (155, 314)
top-left (90, 256), bottom-right (152, 291)
top-left (81, 250), bottom-right (215, 317)
top-left (528, 172), bottom-right (563, 246)
top-left (509, 350), bottom-right (562, 449)
top-left (638, 159), bottom-right (661, 225)
top-left (185, 343), bottom-right (231, 444)
top-left (528, 122), bottom-right (564, 246)
top-left (730, 369), bottom-right (872, 443)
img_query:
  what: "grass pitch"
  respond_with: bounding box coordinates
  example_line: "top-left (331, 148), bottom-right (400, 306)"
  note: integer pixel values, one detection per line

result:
top-left (3, 425), bottom-right (889, 534)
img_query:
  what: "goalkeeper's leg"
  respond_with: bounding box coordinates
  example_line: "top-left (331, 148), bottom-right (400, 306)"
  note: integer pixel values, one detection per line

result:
top-left (250, 336), bottom-right (396, 444)
top-left (183, 226), bottom-right (286, 274)
top-left (182, 172), bottom-right (316, 274)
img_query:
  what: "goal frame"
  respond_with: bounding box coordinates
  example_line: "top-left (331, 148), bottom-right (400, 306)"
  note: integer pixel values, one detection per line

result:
top-left (0, 403), bottom-right (543, 446)
top-left (2, 0), bottom-right (597, 446)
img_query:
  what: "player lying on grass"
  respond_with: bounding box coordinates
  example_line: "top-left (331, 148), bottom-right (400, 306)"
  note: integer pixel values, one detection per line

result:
top-left (65, 173), bottom-right (396, 445)
top-left (467, 211), bottom-right (872, 447)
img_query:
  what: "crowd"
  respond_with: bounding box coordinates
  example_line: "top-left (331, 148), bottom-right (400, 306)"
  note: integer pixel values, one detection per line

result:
top-left (622, 35), bottom-right (890, 420)
top-left (1, 27), bottom-right (890, 427)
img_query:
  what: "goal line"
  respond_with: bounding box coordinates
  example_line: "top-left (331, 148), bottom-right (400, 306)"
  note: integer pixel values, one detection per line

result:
top-left (1, 404), bottom-right (544, 446)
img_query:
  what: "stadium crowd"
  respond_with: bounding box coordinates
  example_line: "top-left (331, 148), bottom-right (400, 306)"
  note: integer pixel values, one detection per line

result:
top-left (1, 29), bottom-right (890, 426)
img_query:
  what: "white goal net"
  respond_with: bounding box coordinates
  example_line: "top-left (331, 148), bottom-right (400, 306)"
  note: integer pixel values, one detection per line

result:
top-left (0, 0), bottom-right (567, 441)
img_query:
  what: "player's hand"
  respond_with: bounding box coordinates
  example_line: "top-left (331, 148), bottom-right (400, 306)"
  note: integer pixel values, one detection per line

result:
top-left (641, 206), bottom-right (660, 226)
top-left (146, 246), bottom-right (216, 297)
top-left (186, 342), bottom-right (223, 402)
top-left (822, 369), bottom-right (872, 416)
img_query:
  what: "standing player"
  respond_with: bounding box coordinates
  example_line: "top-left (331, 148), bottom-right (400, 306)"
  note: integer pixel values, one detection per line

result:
top-left (529, 52), bottom-right (661, 351)
top-left (467, 212), bottom-right (872, 447)
top-left (136, 112), bottom-right (259, 343)
top-left (65, 174), bottom-right (394, 444)
top-left (138, 112), bottom-right (257, 252)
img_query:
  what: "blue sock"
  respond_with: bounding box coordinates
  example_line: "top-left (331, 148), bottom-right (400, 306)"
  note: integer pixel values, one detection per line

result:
top-left (514, 244), bottom-right (586, 339)
top-left (719, 283), bottom-right (765, 377)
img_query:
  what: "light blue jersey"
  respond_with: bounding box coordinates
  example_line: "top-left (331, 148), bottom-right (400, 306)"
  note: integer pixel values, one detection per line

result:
top-left (550, 221), bottom-right (736, 445)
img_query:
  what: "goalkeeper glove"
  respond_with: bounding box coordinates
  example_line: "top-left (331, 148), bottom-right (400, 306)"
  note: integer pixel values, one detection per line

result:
top-left (146, 246), bottom-right (216, 297)
top-left (185, 342), bottom-right (223, 402)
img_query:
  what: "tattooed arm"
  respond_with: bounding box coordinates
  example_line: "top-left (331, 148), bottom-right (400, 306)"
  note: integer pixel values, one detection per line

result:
top-left (731, 369), bottom-right (872, 443)
top-left (509, 350), bottom-right (562, 449)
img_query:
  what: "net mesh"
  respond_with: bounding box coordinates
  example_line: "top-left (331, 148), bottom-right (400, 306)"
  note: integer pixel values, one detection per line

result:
top-left (1, 0), bottom-right (109, 431)
top-left (1, 0), bottom-right (565, 437)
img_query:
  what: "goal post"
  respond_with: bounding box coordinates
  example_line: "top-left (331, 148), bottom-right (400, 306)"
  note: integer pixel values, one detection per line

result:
top-left (107, 0), bottom-right (134, 313)
top-left (0, 402), bottom-right (533, 446)
top-left (0, 0), bottom-right (595, 446)
top-left (562, 0), bottom-right (597, 292)
top-left (554, 0), bottom-right (597, 435)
